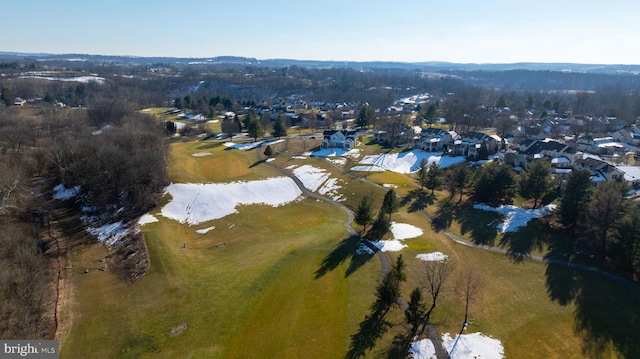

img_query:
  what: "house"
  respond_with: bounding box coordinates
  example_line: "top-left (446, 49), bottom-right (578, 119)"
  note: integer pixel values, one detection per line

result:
top-left (321, 130), bottom-right (358, 149)
top-left (456, 131), bottom-right (499, 158)
top-left (509, 139), bottom-right (576, 168)
top-left (573, 155), bottom-right (622, 186)
top-left (416, 128), bottom-right (458, 152)
top-left (611, 125), bottom-right (640, 146)
top-left (13, 97), bottom-right (26, 106)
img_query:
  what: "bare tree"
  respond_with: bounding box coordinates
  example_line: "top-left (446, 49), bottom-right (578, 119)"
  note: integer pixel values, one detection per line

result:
top-left (454, 268), bottom-right (483, 331)
top-left (423, 260), bottom-right (454, 322)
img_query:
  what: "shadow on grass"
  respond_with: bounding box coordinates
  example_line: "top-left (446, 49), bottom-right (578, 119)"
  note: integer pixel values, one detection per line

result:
top-left (455, 202), bottom-right (500, 246)
top-left (315, 235), bottom-right (373, 279)
top-left (403, 189), bottom-right (435, 213)
top-left (540, 227), bottom-right (640, 358)
top-left (545, 258), bottom-right (640, 358)
top-left (345, 309), bottom-right (392, 359)
top-left (431, 199), bottom-right (454, 232)
top-left (249, 159), bottom-right (266, 168)
top-left (387, 329), bottom-right (414, 359)
top-left (498, 218), bottom-right (555, 263)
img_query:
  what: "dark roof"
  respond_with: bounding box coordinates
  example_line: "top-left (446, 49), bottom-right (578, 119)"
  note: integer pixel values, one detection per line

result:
top-left (522, 140), bottom-right (572, 155)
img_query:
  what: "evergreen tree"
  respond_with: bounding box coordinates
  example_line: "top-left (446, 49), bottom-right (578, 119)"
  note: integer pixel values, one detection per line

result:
top-left (589, 185), bottom-right (624, 256)
top-left (417, 159), bottom-right (428, 190)
top-left (356, 104), bottom-right (374, 128)
top-left (247, 118), bottom-right (264, 141)
top-left (272, 116), bottom-right (287, 138)
top-left (263, 144), bottom-right (273, 157)
top-left (405, 287), bottom-right (427, 337)
top-left (373, 254), bottom-right (406, 315)
top-left (354, 195), bottom-right (374, 233)
top-left (613, 204), bottom-right (640, 277)
top-left (381, 189), bottom-right (399, 220)
top-left (446, 164), bottom-right (472, 202)
top-left (371, 210), bottom-right (391, 238)
top-left (425, 161), bottom-right (444, 195)
top-left (473, 162), bottom-right (516, 205)
top-left (518, 160), bottom-right (552, 208)
top-left (478, 141), bottom-right (489, 160)
top-left (1, 88), bottom-right (14, 107)
top-left (559, 169), bottom-right (592, 229)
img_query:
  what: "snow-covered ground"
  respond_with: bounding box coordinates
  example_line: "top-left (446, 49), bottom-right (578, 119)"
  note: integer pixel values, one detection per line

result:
top-left (311, 148), bottom-right (361, 158)
top-left (416, 252), bottom-right (448, 262)
top-left (196, 226), bottom-right (216, 234)
top-left (370, 222), bottom-right (423, 252)
top-left (52, 184), bottom-right (80, 200)
top-left (410, 332), bottom-right (504, 359)
top-left (161, 177), bottom-right (302, 225)
top-left (223, 139), bottom-right (283, 150)
top-left (353, 150), bottom-right (466, 174)
top-left (290, 165), bottom-right (345, 202)
top-left (138, 214), bottom-right (159, 225)
top-left (473, 203), bottom-right (557, 233)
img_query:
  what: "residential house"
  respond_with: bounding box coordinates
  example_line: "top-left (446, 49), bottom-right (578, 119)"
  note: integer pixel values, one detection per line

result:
top-left (456, 131), bottom-right (500, 158)
top-left (321, 130), bottom-right (358, 149)
top-left (416, 128), bottom-right (458, 152)
top-left (611, 125), bottom-right (640, 146)
top-left (13, 97), bottom-right (26, 106)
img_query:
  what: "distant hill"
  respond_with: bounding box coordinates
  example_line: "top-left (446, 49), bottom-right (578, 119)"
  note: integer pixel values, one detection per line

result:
top-left (1, 51), bottom-right (639, 75)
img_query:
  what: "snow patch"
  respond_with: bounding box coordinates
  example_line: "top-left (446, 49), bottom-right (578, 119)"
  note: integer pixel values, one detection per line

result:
top-left (356, 243), bottom-right (375, 255)
top-left (410, 332), bottom-right (504, 359)
top-left (192, 151), bottom-right (212, 157)
top-left (371, 222), bottom-right (423, 252)
top-left (138, 214), bottom-right (159, 225)
top-left (390, 222), bottom-right (423, 240)
top-left (223, 139), bottom-right (283, 150)
top-left (473, 203), bottom-right (557, 233)
top-left (356, 150), bottom-right (466, 174)
top-left (161, 177), bottom-right (302, 225)
top-left (196, 226), bottom-right (216, 234)
top-left (52, 184), bottom-right (80, 200)
top-left (416, 252), bottom-right (448, 262)
top-left (87, 222), bottom-right (129, 247)
top-left (291, 165), bottom-right (345, 202)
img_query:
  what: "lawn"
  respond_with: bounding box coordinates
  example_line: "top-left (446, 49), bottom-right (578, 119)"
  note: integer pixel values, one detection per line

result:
top-left (60, 137), bottom-right (640, 358)
top-left (60, 138), bottom-right (381, 358)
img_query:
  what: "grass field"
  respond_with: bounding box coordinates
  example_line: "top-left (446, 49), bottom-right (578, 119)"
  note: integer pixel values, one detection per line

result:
top-left (60, 135), bottom-right (640, 358)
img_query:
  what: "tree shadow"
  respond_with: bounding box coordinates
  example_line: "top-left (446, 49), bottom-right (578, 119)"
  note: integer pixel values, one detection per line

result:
top-left (544, 236), bottom-right (640, 358)
top-left (387, 328), bottom-right (414, 359)
top-left (404, 189), bottom-right (435, 213)
top-left (249, 159), bottom-right (266, 168)
top-left (315, 235), bottom-right (373, 279)
top-left (454, 203), bottom-right (500, 246)
top-left (498, 219), bottom-right (553, 263)
top-left (431, 199), bottom-right (454, 232)
top-left (345, 309), bottom-right (392, 359)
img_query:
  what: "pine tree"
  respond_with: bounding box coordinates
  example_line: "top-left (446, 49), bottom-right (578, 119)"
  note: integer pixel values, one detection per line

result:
top-left (381, 189), bottom-right (399, 220)
top-left (425, 161), bottom-right (444, 195)
top-left (1, 88), bottom-right (14, 107)
top-left (263, 145), bottom-right (273, 157)
top-left (518, 160), bottom-right (552, 208)
top-left (355, 195), bottom-right (374, 233)
top-left (559, 169), bottom-right (592, 229)
top-left (272, 116), bottom-right (287, 138)
top-left (247, 118), bottom-right (264, 142)
top-left (405, 287), bottom-right (426, 337)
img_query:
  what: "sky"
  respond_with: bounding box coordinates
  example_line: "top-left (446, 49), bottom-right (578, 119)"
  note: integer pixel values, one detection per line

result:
top-left (3, 0), bottom-right (639, 64)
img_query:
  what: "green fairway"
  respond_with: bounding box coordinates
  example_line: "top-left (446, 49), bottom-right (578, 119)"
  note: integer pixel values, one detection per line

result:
top-left (60, 138), bottom-right (640, 358)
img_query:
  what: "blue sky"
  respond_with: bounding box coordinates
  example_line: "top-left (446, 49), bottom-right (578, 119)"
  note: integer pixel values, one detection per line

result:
top-left (2, 0), bottom-right (639, 64)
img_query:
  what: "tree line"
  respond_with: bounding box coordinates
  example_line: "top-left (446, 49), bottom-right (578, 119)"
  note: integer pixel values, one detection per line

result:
top-left (411, 159), bottom-right (640, 281)
top-left (0, 101), bottom-right (169, 339)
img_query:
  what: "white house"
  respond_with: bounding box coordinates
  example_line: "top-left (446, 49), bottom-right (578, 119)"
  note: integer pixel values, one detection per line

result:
top-left (321, 130), bottom-right (358, 149)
